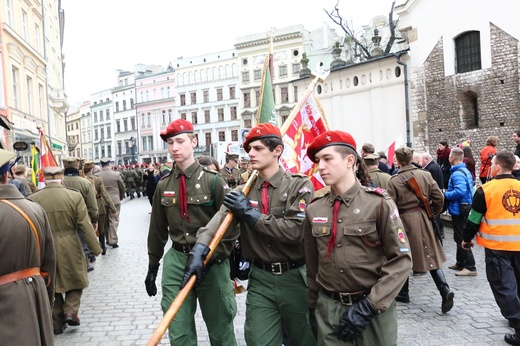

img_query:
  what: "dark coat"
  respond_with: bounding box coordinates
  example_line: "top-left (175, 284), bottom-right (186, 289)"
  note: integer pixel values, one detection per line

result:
top-left (424, 160), bottom-right (444, 190)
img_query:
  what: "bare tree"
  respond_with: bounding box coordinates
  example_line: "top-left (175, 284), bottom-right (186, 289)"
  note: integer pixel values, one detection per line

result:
top-left (324, 0), bottom-right (400, 61)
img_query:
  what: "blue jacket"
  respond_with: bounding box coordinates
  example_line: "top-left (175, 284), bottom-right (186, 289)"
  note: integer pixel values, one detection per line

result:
top-left (444, 163), bottom-right (473, 216)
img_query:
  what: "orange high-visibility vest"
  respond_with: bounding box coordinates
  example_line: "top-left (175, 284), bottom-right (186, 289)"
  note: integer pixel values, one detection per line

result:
top-left (477, 178), bottom-right (520, 251)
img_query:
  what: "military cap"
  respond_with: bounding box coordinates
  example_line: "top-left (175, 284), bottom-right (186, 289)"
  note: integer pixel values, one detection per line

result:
top-left (63, 157), bottom-right (79, 168)
top-left (307, 130), bottom-right (357, 163)
top-left (0, 149), bottom-right (16, 174)
top-left (363, 153), bottom-right (381, 166)
top-left (100, 157), bottom-right (112, 164)
top-left (160, 119), bottom-right (194, 142)
top-left (14, 164), bottom-right (27, 175)
top-left (241, 157), bottom-right (250, 163)
top-left (243, 123), bottom-right (282, 153)
top-left (395, 147), bottom-right (414, 162)
top-left (225, 152), bottom-right (239, 161)
top-left (43, 166), bottom-right (65, 179)
top-left (83, 161), bottom-right (94, 170)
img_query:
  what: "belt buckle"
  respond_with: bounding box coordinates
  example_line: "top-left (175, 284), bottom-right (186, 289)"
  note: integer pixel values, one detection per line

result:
top-left (181, 244), bottom-right (191, 254)
top-left (271, 262), bottom-right (283, 275)
top-left (339, 293), bottom-right (353, 305)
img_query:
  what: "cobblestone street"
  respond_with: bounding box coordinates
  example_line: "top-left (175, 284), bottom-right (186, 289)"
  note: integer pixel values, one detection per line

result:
top-left (54, 196), bottom-right (514, 345)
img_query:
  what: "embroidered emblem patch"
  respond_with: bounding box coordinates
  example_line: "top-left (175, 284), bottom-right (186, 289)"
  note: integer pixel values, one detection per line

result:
top-left (164, 191), bottom-right (175, 197)
top-left (313, 217), bottom-right (328, 223)
top-left (299, 187), bottom-right (312, 193)
top-left (502, 187), bottom-right (520, 216)
top-left (250, 200), bottom-right (259, 207)
top-left (353, 208), bottom-right (360, 215)
top-left (390, 209), bottom-right (399, 220)
top-left (298, 199), bottom-right (307, 212)
top-left (397, 227), bottom-right (406, 243)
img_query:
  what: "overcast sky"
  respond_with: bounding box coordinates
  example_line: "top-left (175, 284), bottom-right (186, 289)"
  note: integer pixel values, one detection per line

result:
top-left (61, 0), bottom-right (398, 105)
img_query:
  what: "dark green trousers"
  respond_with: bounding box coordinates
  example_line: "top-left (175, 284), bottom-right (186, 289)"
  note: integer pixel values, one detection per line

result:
top-left (245, 265), bottom-right (316, 346)
top-left (316, 290), bottom-right (397, 346)
top-left (161, 248), bottom-right (237, 346)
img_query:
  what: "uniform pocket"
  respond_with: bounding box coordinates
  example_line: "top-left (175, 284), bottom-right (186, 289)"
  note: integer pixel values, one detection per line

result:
top-left (343, 220), bottom-right (379, 246)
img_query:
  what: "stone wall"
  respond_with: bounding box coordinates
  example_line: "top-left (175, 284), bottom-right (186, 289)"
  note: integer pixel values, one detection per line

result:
top-left (411, 23), bottom-right (520, 162)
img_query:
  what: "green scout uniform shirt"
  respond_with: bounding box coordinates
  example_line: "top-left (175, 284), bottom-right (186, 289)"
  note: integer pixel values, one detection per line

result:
top-left (63, 174), bottom-right (99, 223)
top-left (148, 161), bottom-right (234, 267)
top-left (304, 181), bottom-right (413, 313)
top-left (198, 167), bottom-right (314, 263)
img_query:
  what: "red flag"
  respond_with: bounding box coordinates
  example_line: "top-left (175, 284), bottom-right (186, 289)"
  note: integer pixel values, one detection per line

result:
top-left (38, 128), bottom-right (58, 185)
top-left (280, 94), bottom-right (328, 191)
top-left (387, 141), bottom-right (396, 166)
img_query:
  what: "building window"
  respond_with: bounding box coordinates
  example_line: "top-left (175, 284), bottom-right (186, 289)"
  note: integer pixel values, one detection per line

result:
top-left (229, 86), bottom-right (235, 99)
top-left (244, 119), bottom-right (252, 128)
top-left (117, 141), bottom-right (122, 155)
top-left (21, 10), bottom-right (28, 40)
top-left (217, 88), bottom-right (223, 101)
top-left (147, 113), bottom-right (151, 126)
top-left (204, 110), bottom-right (210, 123)
top-left (106, 109), bottom-right (110, 120)
top-left (190, 92), bottom-right (197, 104)
top-left (123, 100), bottom-right (127, 110)
top-left (256, 90), bottom-right (261, 105)
top-left (115, 102), bottom-right (119, 112)
top-left (180, 94), bottom-right (186, 106)
top-left (167, 86), bottom-right (171, 98)
top-left (168, 109), bottom-right (172, 123)
top-left (124, 119), bottom-right (128, 132)
top-left (192, 112), bottom-right (198, 124)
top-left (203, 90), bottom-right (209, 103)
top-left (34, 24), bottom-right (40, 51)
top-left (26, 76), bottom-right (32, 114)
top-left (218, 108), bottom-right (224, 122)
top-left (161, 87), bottom-right (165, 99)
top-left (459, 91), bottom-right (479, 129)
top-left (279, 65), bottom-right (288, 77)
top-left (94, 128), bottom-right (99, 141)
top-left (455, 31), bottom-right (482, 74)
top-left (230, 106), bottom-right (237, 120)
top-left (242, 71), bottom-right (250, 83)
top-left (131, 117), bottom-right (136, 130)
top-left (6, 0), bottom-right (12, 27)
top-left (293, 86), bottom-right (298, 102)
top-left (231, 130), bottom-right (238, 141)
top-left (281, 87), bottom-right (288, 102)
top-left (12, 67), bottom-right (19, 108)
top-left (219, 131), bottom-right (225, 141)
top-left (100, 110), bottom-right (104, 121)
top-left (38, 84), bottom-right (44, 118)
top-left (181, 112), bottom-right (187, 120)
top-left (94, 112), bottom-right (98, 123)
top-left (130, 98), bottom-right (134, 108)
top-left (140, 91), bottom-right (144, 102)
top-left (292, 63), bottom-right (301, 74)
top-left (244, 92), bottom-right (250, 107)
top-left (162, 110), bottom-right (166, 124)
top-left (116, 120), bottom-right (121, 132)
top-left (254, 69), bottom-right (261, 81)
top-left (107, 125), bottom-right (111, 139)
top-left (205, 132), bottom-right (212, 150)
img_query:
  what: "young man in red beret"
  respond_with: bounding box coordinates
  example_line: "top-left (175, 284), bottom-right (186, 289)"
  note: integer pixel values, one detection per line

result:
top-left (304, 131), bottom-right (412, 345)
top-left (145, 119), bottom-right (238, 345)
top-left (182, 123), bottom-right (316, 345)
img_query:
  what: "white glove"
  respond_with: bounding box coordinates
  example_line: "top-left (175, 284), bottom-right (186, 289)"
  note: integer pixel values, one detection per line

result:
top-left (239, 261), bottom-right (250, 271)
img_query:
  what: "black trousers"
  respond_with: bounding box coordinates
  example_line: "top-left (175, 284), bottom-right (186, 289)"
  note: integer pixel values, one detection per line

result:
top-left (485, 248), bottom-right (520, 326)
top-left (452, 215), bottom-right (476, 271)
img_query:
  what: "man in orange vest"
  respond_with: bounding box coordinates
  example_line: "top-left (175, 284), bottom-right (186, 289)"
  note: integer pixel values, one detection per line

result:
top-left (462, 150), bottom-right (520, 345)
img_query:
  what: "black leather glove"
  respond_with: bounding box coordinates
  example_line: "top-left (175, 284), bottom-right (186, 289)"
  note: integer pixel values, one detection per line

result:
top-left (224, 190), bottom-right (261, 228)
top-left (145, 264), bottom-right (159, 297)
top-left (333, 298), bottom-right (376, 342)
top-left (309, 308), bottom-right (318, 340)
top-left (179, 243), bottom-right (210, 290)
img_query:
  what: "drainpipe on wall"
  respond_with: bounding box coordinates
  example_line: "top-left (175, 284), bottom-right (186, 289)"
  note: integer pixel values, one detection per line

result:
top-left (395, 51), bottom-right (411, 147)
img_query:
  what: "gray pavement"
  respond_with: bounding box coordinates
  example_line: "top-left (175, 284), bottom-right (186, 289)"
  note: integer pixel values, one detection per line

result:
top-left (54, 196), bottom-right (515, 345)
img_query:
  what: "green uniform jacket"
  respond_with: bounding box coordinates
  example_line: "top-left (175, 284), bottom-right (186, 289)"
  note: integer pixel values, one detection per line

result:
top-left (86, 172), bottom-right (117, 215)
top-left (198, 167), bottom-right (314, 263)
top-left (219, 166), bottom-right (243, 188)
top-left (30, 183), bottom-right (102, 293)
top-left (0, 184), bottom-right (56, 346)
top-left (368, 167), bottom-right (391, 189)
top-left (148, 161), bottom-right (235, 267)
top-left (63, 173), bottom-right (99, 223)
top-left (304, 182), bottom-right (412, 312)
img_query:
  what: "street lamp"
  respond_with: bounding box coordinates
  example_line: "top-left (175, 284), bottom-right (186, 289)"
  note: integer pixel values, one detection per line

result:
top-left (130, 136), bottom-right (137, 164)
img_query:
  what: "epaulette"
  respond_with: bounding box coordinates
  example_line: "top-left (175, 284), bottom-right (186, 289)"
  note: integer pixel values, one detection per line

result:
top-left (202, 166), bottom-right (219, 175)
top-left (310, 188), bottom-right (330, 204)
top-left (363, 186), bottom-right (391, 199)
top-left (290, 172), bottom-right (307, 178)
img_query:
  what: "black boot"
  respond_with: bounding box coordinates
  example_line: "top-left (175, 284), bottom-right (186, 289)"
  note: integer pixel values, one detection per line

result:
top-left (395, 277), bottom-right (410, 303)
top-left (430, 269), bottom-right (454, 313)
top-left (98, 232), bottom-right (106, 255)
top-left (505, 328), bottom-right (520, 345)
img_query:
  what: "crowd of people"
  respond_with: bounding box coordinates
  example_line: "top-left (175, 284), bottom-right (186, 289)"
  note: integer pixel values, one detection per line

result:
top-left (2, 120), bottom-right (520, 345)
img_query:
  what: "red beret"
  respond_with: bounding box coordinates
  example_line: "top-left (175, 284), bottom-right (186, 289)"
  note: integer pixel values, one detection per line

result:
top-left (307, 130), bottom-right (357, 163)
top-left (243, 123), bottom-right (282, 153)
top-left (160, 119), bottom-right (194, 141)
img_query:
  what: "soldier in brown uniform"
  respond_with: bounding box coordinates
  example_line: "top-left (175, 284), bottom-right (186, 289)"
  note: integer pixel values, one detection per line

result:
top-left (304, 131), bottom-right (412, 345)
top-left (30, 166), bottom-right (102, 334)
top-left (183, 123), bottom-right (316, 346)
top-left (0, 149), bottom-right (56, 345)
top-left (363, 153), bottom-right (391, 189)
top-left (98, 158), bottom-right (125, 248)
top-left (219, 152), bottom-right (243, 189)
top-left (84, 161), bottom-right (117, 255)
top-left (386, 147), bottom-right (454, 313)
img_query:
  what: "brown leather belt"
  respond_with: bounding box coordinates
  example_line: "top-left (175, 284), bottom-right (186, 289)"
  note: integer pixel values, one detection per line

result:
top-left (0, 267), bottom-right (40, 286)
top-left (172, 242), bottom-right (193, 254)
top-left (321, 288), bottom-right (368, 305)
top-left (398, 206), bottom-right (422, 214)
top-left (251, 258), bottom-right (305, 275)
